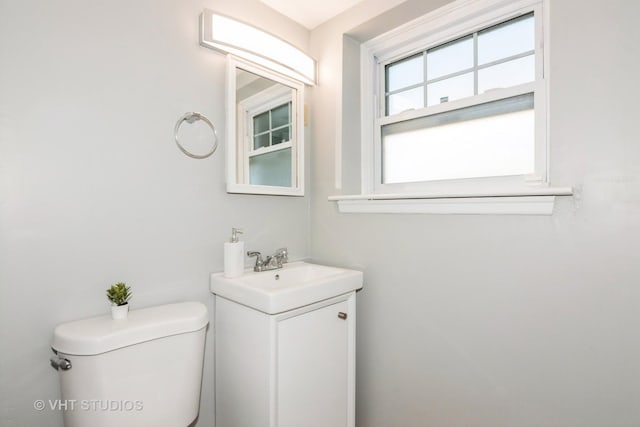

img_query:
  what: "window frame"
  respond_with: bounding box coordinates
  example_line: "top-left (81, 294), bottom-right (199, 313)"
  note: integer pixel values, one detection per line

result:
top-left (361, 0), bottom-right (549, 197)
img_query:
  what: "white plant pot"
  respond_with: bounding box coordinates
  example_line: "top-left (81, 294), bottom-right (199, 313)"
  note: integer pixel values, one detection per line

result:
top-left (111, 304), bottom-right (129, 320)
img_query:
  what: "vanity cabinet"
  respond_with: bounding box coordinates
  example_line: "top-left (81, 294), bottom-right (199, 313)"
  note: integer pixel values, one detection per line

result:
top-left (214, 292), bottom-right (356, 427)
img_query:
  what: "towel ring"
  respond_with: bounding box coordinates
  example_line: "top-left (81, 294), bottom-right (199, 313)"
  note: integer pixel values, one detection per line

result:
top-left (174, 112), bottom-right (218, 159)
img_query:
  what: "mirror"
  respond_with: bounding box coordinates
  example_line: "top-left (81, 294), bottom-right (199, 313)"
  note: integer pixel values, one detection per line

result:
top-left (226, 57), bottom-right (304, 196)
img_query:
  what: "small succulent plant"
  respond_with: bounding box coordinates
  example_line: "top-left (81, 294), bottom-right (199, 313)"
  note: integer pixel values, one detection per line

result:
top-left (106, 282), bottom-right (132, 306)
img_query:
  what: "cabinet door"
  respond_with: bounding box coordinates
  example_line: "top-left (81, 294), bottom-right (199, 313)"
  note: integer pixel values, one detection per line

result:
top-left (277, 300), bottom-right (349, 427)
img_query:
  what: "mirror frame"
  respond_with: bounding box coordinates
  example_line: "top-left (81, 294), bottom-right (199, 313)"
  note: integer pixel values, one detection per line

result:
top-left (226, 56), bottom-right (305, 196)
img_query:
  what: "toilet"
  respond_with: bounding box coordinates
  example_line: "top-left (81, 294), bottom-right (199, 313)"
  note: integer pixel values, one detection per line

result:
top-left (51, 302), bottom-right (208, 427)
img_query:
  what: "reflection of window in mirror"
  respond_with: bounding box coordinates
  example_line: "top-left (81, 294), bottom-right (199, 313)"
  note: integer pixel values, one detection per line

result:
top-left (250, 101), bottom-right (292, 186)
top-left (236, 70), bottom-right (296, 187)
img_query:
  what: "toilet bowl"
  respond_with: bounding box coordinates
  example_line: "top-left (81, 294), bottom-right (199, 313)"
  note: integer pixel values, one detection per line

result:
top-left (51, 302), bottom-right (208, 427)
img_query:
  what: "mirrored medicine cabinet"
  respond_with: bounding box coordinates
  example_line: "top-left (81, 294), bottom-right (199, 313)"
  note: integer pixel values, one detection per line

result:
top-left (226, 57), bottom-right (305, 196)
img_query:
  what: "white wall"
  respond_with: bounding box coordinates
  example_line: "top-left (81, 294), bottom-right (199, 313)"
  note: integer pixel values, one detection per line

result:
top-left (0, 1), bottom-right (309, 426)
top-left (309, 0), bottom-right (640, 426)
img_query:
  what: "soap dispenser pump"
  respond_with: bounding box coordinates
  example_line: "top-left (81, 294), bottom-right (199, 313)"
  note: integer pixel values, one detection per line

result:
top-left (224, 228), bottom-right (244, 278)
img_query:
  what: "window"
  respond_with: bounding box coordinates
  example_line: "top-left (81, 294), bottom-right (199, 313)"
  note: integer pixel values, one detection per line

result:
top-left (361, 0), bottom-right (552, 197)
top-left (328, 0), bottom-right (571, 213)
top-left (249, 101), bottom-right (293, 187)
top-left (237, 83), bottom-right (295, 188)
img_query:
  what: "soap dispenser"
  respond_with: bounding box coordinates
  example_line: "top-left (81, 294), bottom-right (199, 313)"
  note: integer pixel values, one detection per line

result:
top-left (224, 228), bottom-right (244, 278)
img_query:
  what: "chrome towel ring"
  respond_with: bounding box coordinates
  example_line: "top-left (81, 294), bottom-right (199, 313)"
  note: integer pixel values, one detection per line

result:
top-left (174, 112), bottom-right (218, 159)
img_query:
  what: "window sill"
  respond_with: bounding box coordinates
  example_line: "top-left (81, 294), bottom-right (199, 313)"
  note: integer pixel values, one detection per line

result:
top-left (328, 187), bottom-right (573, 215)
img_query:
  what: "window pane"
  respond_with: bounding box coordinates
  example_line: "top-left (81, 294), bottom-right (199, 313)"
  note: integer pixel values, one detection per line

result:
top-left (478, 55), bottom-right (535, 94)
top-left (387, 54), bottom-right (424, 92)
top-left (427, 72), bottom-right (474, 106)
top-left (387, 87), bottom-right (423, 115)
top-left (250, 148), bottom-right (292, 187)
top-left (382, 94), bottom-right (535, 183)
top-left (426, 36), bottom-right (473, 80)
top-left (271, 103), bottom-right (290, 128)
top-left (271, 126), bottom-right (290, 145)
top-left (254, 112), bottom-right (270, 134)
top-left (478, 14), bottom-right (534, 65)
top-left (254, 133), bottom-right (270, 150)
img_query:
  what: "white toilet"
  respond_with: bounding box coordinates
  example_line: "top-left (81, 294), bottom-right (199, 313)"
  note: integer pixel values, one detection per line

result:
top-left (51, 302), bottom-right (208, 427)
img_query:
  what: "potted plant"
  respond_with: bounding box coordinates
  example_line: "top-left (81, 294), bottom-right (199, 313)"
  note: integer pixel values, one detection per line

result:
top-left (106, 282), bottom-right (132, 320)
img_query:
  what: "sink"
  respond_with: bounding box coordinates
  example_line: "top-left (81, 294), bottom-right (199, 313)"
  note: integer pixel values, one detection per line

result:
top-left (210, 261), bottom-right (363, 314)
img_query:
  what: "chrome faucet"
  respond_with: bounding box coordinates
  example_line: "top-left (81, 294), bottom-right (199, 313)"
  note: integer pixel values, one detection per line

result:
top-left (247, 248), bottom-right (288, 272)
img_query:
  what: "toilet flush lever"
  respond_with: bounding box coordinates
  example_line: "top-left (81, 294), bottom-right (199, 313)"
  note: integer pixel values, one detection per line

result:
top-left (50, 356), bottom-right (72, 371)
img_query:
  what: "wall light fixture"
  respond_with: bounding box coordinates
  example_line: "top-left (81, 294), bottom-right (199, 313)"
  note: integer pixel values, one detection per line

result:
top-left (199, 10), bottom-right (317, 86)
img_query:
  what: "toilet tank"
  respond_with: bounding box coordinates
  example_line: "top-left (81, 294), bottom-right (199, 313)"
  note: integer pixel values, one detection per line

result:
top-left (51, 302), bottom-right (208, 427)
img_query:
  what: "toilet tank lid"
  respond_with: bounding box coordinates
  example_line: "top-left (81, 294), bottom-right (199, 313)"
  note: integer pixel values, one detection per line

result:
top-left (52, 302), bottom-right (208, 356)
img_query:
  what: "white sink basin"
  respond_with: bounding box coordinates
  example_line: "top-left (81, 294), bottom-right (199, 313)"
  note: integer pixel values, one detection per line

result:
top-left (210, 261), bottom-right (363, 314)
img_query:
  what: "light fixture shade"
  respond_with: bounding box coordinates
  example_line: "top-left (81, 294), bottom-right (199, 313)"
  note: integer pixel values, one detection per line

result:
top-left (200, 10), bottom-right (317, 86)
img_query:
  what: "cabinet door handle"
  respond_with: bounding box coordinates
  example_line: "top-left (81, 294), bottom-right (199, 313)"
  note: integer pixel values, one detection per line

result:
top-left (338, 312), bottom-right (348, 320)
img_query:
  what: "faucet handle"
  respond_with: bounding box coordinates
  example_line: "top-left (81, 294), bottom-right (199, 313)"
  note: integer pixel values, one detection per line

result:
top-left (247, 251), bottom-right (264, 271)
top-left (247, 251), bottom-right (263, 263)
top-left (274, 248), bottom-right (288, 264)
